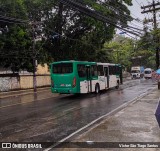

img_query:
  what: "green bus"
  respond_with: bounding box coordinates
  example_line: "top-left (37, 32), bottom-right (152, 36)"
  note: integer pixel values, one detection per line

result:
top-left (50, 60), bottom-right (122, 94)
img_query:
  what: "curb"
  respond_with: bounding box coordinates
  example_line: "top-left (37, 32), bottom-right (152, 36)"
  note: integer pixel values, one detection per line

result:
top-left (44, 87), bottom-right (156, 151)
top-left (0, 87), bottom-right (50, 99)
top-left (0, 78), bottom-right (131, 99)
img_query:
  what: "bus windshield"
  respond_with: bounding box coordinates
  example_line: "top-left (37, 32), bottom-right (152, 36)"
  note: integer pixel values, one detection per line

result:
top-left (52, 63), bottom-right (73, 74)
top-left (131, 70), bottom-right (140, 73)
top-left (144, 71), bottom-right (151, 74)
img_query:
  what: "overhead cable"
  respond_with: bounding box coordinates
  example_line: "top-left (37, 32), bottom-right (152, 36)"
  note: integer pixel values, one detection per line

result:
top-left (59, 0), bottom-right (142, 37)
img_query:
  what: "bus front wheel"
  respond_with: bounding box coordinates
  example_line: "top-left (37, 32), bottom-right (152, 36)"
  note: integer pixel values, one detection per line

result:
top-left (95, 84), bottom-right (100, 94)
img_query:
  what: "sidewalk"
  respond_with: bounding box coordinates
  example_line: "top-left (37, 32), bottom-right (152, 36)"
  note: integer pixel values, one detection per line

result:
top-left (0, 86), bottom-right (50, 99)
top-left (0, 77), bottom-right (129, 99)
top-left (56, 88), bottom-right (160, 151)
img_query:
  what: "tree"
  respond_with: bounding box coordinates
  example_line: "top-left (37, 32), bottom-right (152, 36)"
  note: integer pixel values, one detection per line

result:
top-left (35, 0), bottom-right (133, 61)
top-left (103, 35), bottom-right (135, 70)
top-left (0, 0), bottom-right (51, 72)
top-left (0, 0), bottom-right (133, 72)
top-left (135, 30), bottom-right (160, 69)
top-left (0, 0), bottom-right (32, 72)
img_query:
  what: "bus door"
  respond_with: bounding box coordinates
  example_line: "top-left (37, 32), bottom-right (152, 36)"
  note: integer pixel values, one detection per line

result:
top-left (86, 65), bottom-right (92, 92)
top-left (104, 67), bottom-right (109, 88)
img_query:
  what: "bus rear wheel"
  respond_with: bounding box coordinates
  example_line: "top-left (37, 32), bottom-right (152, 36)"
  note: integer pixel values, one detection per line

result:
top-left (95, 84), bottom-right (100, 94)
top-left (115, 81), bottom-right (119, 89)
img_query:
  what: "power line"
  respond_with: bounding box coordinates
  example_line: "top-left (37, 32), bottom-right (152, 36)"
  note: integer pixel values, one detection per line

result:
top-left (0, 19), bottom-right (25, 25)
top-left (0, 15), bottom-right (28, 24)
top-left (141, 0), bottom-right (160, 69)
top-left (0, 15), bottom-right (27, 22)
top-left (44, 27), bottom-right (98, 49)
top-left (119, 29), bottom-right (137, 39)
top-left (130, 13), bottom-right (144, 23)
top-left (128, 1), bottom-right (145, 24)
top-left (0, 1), bottom-right (143, 36)
top-left (135, 0), bottom-right (142, 7)
top-left (84, 0), bottom-right (144, 33)
top-left (59, 0), bottom-right (142, 37)
top-left (96, 0), bottom-right (144, 28)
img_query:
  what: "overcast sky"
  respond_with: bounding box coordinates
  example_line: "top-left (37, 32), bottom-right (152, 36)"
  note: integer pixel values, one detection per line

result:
top-left (119, 0), bottom-right (160, 38)
top-left (129, 0), bottom-right (154, 20)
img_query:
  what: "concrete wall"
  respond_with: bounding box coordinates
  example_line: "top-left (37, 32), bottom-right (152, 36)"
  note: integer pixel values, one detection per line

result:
top-left (20, 75), bottom-right (50, 89)
top-left (0, 74), bottom-right (50, 92)
top-left (0, 76), bottom-right (20, 92)
top-left (0, 64), bottom-right (51, 92)
top-left (36, 64), bottom-right (50, 74)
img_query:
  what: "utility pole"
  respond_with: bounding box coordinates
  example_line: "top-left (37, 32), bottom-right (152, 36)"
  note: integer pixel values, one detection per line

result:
top-left (141, 0), bottom-right (160, 69)
top-left (32, 24), bottom-right (37, 93)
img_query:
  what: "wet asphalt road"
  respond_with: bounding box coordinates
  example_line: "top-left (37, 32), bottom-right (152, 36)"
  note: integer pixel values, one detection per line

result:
top-left (0, 78), bottom-right (156, 143)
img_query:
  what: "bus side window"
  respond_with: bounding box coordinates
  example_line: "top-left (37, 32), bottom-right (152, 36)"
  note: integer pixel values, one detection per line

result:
top-left (105, 67), bottom-right (108, 76)
top-left (112, 66), bottom-right (116, 75)
top-left (78, 64), bottom-right (86, 77)
top-left (115, 66), bottom-right (118, 74)
top-left (62, 67), bottom-right (65, 73)
top-left (97, 65), bottom-right (104, 76)
top-left (91, 65), bottom-right (98, 77)
top-left (109, 66), bottom-right (117, 75)
top-left (109, 66), bottom-right (113, 75)
top-left (115, 66), bottom-right (118, 75)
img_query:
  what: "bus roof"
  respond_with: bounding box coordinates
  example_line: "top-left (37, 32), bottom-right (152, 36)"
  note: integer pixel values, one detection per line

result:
top-left (51, 61), bottom-right (121, 66)
top-left (51, 60), bottom-right (96, 64)
top-left (97, 62), bottom-right (121, 66)
top-left (144, 68), bottom-right (152, 71)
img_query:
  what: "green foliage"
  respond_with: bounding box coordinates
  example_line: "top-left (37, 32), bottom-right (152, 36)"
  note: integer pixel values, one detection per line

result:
top-left (103, 35), bottom-right (134, 69)
top-left (0, 0), bottom-right (27, 19)
top-left (135, 29), bottom-right (160, 69)
top-left (0, 0), bottom-right (32, 72)
top-left (40, 0), bottom-right (132, 62)
top-left (0, 25), bottom-right (33, 72)
top-left (103, 28), bottom-right (159, 70)
top-left (0, 0), bottom-right (133, 72)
